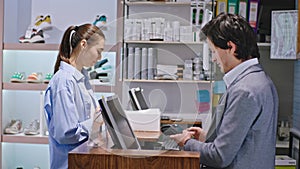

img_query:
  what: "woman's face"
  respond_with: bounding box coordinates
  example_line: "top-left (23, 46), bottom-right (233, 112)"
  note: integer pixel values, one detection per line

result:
top-left (79, 37), bottom-right (105, 68)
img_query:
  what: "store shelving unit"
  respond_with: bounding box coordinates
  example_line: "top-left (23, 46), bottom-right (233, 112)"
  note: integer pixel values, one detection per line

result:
top-left (123, 79), bottom-right (211, 83)
top-left (121, 0), bottom-right (218, 123)
top-left (124, 1), bottom-right (191, 6)
top-left (125, 40), bottom-right (204, 45)
top-left (0, 0), bottom-right (293, 168)
top-left (0, 0), bottom-right (123, 168)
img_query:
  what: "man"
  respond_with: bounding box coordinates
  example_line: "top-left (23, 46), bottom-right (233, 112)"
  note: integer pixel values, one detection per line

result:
top-left (170, 13), bottom-right (279, 169)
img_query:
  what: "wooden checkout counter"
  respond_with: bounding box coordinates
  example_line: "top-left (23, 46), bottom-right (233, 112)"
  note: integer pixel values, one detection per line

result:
top-left (161, 119), bottom-right (202, 127)
top-left (69, 143), bottom-right (200, 169)
top-left (69, 124), bottom-right (201, 169)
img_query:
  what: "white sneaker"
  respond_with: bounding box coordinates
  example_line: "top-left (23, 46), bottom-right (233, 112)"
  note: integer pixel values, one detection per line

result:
top-left (4, 120), bottom-right (23, 134)
top-left (33, 15), bottom-right (52, 31)
top-left (24, 119), bottom-right (40, 135)
top-left (19, 30), bottom-right (45, 43)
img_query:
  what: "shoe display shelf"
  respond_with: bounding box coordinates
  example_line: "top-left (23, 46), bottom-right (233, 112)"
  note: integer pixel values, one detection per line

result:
top-left (2, 44), bottom-right (119, 92)
top-left (0, 0), bottom-right (123, 168)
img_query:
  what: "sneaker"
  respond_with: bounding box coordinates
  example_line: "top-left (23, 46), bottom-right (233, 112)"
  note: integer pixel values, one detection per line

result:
top-left (4, 120), bottom-right (23, 134)
top-left (44, 130), bottom-right (49, 136)
top-left (26, 72), bottom-right (43, 83)
top-left (43, 73), bottom-right (53, 84)
top-left (19, 30), bottom-right (45, 43)
top-left (24, 119), bottom-right (40, 135)
top-left (93, 14), bottom-right (108, 30)
top-left (33, 15), bottom-right (52, 31)
top-left (10, 72), bottom-right (26, 83)
top-left (33, 15), bottom-right (44, 26)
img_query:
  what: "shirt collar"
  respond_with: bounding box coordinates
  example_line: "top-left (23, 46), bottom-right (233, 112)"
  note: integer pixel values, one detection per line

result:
top-left (59, 61), bottom-right (84, 81)
top-left (223, 58), bottom-right (259, 88)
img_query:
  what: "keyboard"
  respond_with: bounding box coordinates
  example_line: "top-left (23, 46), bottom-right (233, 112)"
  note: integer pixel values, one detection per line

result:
top-left (162, 139), bottom-right (180, 151)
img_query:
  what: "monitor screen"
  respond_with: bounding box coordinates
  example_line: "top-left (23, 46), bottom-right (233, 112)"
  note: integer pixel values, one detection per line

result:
top-left (98, 95), bottom-right (141, 150)
top-left (129, 87), bottom-right (149, 110)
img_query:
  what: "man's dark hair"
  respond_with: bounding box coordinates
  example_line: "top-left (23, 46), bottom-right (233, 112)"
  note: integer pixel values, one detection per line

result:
top-left (201, 13), bottom-right (260, 61)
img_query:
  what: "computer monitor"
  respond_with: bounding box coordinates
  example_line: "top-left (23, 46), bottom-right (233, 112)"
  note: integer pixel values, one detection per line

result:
top-left (128, 87), bottom-right (149, 110)
top-left (98, 95), bottom-right (141, 150)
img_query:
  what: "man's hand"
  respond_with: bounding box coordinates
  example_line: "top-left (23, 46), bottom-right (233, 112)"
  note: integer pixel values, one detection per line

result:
top-left (187, 127), bottom-right (206, 142)
top-left (170, 129), bottom-right (195, 147)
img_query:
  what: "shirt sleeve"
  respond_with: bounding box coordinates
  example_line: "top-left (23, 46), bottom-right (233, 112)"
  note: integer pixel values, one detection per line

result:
top-left (47, 85), bottom-right (90, 145)
top-left (184, 90), bottom-right (261, 168)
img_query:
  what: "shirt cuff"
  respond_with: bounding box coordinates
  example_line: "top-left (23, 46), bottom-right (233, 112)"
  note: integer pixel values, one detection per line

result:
top-left (81, 118), bottom-right (93, 134)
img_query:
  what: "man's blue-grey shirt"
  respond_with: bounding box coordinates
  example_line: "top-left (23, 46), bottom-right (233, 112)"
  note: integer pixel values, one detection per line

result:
top-left (184, 58), bottom-right (279, 169)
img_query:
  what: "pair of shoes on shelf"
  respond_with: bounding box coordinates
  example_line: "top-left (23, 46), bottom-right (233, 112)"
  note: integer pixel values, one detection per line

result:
top-left (28, 72), bottom-right (53, 83)
top-left (4, 120), bottom-right (23, 134)
top-left (26, 72), bottom-right (43, 83)
top-left (24, 119), bottom-right (40, 135)
top-left (18, 15), bottom-right (52, 43)
top-left (10, 72), bottom-right (53, 83)
top-left (10, 72), bottom-right (26, 83)
top-left (4, 119), bottom-right (40, 135)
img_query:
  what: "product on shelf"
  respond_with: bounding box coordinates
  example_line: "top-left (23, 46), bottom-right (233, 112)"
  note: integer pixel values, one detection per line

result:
top-left (26, 72), bottom-right (43, 83)
top-left (33, 15), bottom-right (52, 31)
top-left (33, 166), bottom-right (41, 169)
top-left (19, 29), bottom-right (45, 43)
top-left (24, 119), bottom-right (40, 135)
top-left (43, 73), bottom-right (53, 83)
top-left (18, 14), bottom-right (53, 43)
top-left (156, 64), bottom-right (178, 80)
top-left (10, 72), bottom-right (26, 83)
top-left (4, 120), bottom-right (23, 134)
top-left (93, 14), bottom-right (108, 31)
top-left (88, 58), bottom-right (112, 82)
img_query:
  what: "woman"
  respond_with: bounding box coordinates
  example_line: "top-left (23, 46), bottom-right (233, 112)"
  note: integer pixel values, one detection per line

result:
top-left (44, 23), bottom-right (105, 169)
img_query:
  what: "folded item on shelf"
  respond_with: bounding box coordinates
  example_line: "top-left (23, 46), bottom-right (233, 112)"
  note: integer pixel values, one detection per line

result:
top-left (156, 64), bottom-right (178, 77)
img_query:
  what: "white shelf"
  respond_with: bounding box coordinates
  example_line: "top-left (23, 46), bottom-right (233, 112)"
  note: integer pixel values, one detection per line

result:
top-left (2, 134), bottom-right (49, 144)
top-left (125, 40), bottom-right (203, 45)
top-left (2, 82), bottom-right (114, 92)
top-left (124, 1), bottom-right (191, 6)
top-left (124, 1), bottom-right (215, 6)
top-left (123, 79), bottom-right (211, 83)
top-left (125, 41), bottom-right (270, 47)
top-left (3, 43), bottom-right (116, 52)
top-left (257, 42), bottom-right (271, 47)
top-left (3, 43), bottom-right (59, 51)
top-left (3, 82), bottom-right (48, 91)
